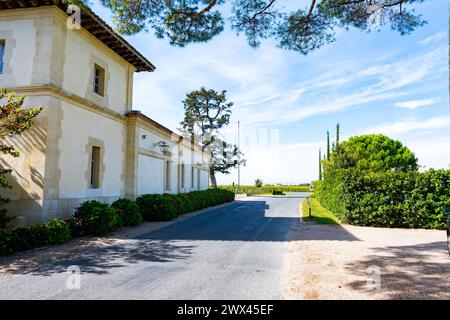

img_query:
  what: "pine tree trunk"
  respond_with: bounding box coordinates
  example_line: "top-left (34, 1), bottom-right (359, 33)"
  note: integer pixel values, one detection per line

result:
top-left (209, 166), bottom-right (217, 188)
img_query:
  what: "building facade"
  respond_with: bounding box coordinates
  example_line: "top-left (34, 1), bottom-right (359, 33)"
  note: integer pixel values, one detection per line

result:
top-left (0, 1), bottom-right (210, 225)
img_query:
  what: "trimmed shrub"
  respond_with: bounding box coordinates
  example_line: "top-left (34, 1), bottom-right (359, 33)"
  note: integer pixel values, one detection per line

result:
top-left (47, 219), bottom-right (71, 245)
top-left (74, 200), bottom-right (119, 236)
top-left (1, 220), bottom-right (71, 257)
top-left (136, 189), bottom-right (235, 222)
top-left (10, 224), bottom-right (50, 252)
top-left (315, 168), bottom-right (450, 229)
top-left (64, 216), bottom-right (87, 238)
top-left (136, 194), bottom-right (178, 221)
top-left (0, 229), bottom-right (13, 256)
top-left (111, 198), bottom-right (142, 226)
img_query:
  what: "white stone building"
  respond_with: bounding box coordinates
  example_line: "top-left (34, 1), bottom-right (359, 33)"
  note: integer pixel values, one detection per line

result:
top-left (0, 1), bottom-right (210, 225)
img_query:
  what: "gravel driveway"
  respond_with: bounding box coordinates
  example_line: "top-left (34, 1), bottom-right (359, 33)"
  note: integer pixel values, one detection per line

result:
top-left (283, 221), bottom-right (450, 299)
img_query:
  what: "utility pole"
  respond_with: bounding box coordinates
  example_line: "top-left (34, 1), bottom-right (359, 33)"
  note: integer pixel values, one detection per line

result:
top-left (238, 120), bottom-right (240, 187)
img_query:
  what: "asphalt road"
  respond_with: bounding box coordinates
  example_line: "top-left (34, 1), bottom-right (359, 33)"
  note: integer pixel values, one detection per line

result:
top-left (0, 193), bottom-right (308, 300)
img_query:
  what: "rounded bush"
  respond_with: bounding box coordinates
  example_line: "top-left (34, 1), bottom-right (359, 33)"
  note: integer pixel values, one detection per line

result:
top-left (111, 198), bottom-right (142, 226)
top-left (0, 228), bottom-right (13, 257)
top-left (74, 200), bottom-right (119, 236)
top-left (47, 219), bottom-right (71, 245)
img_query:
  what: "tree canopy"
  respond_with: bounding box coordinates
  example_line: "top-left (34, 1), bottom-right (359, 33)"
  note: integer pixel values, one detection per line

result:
top-left (179, 87), bottom-right (245, 187)
top-left (0, 90), bottom-right (42, 227)
top-left (326, 134), bottom-right (418, 172)
top-left (73, 0), bottom-right (427, 55)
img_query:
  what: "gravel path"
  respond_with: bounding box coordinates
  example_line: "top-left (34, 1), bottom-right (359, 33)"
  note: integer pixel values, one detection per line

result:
top-left (283, 220), bottom-right (450, 299)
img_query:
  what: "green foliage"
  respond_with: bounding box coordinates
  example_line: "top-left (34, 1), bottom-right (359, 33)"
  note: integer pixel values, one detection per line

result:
top-left (0, 229), bottom-right (13, 256)
top-left (315, 168), bottom-right (450, 229)
top-left (111, 198), bottom-right (142, 226)
top-left (255, 179), bottom-right (263, 187)
top-left (0, 89), bottom-right (42, 223)
top-left (136, 189), bottom-right (235, 222)
top-left (64, 216), bottom-right (87, 238)
top-left (219, 185), bottom-right (310, 195)
top-left (136, 194), bottom-right (178, 221)
top-left (302, 196), bottom-right (340, 224)
top-left (97, 0), bottom-right (426, 54)
top-left (272, 189), bottom-right (284, 195)
top-left (0, 218), bottom-right (74, 257)
top-left (47, 219), bottom-right (71, 245)
top-left (179, 87), bottom-right (245, 187)
top-left (318, 149), bottom-right (322, 181)
top-left (10, 224), bottom-right (50, 253)
top-left (74, 200), bottom-right (119, 236)
top-left (326, 134), bottom-right (418, 173)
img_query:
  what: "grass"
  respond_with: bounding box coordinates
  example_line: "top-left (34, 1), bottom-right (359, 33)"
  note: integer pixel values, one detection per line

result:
top-left (302, 197), bottom-right (340, 225)
top-left (219, 185), bottom-right (310, 196)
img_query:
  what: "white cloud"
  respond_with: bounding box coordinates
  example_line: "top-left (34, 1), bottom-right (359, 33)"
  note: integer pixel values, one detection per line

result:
top-left (420, 31), bottom-right (447, 45)
top-left (394, 97), bottom-right (442, 109)
top-left (406, 135), bottom-right (450, 170)
top-left (230, 46), bottom-right (447, 128)
top-left (363, 116), bottom-right (450, 136)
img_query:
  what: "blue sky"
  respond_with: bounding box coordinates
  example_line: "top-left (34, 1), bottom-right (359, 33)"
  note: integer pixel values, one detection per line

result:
top-left (92, 0), bottom-right (449, 185)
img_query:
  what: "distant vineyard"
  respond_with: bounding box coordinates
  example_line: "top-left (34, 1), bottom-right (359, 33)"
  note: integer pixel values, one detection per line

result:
top-left (218, 185), bottom-right (311, 195)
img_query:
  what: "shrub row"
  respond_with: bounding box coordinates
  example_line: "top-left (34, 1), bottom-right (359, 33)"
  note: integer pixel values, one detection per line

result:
top-left (0, 219), bottom-right (71, 256)
top-left (314, 168), bottom-right (450, 229)
top-left (136, 189), bottom-right (235, 221)
top-left (219, 185), bottom-right (310, 196)
top-left (0, 189), bottom-right (235, 256)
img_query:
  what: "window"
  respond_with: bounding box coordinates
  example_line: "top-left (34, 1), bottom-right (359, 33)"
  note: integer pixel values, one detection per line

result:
top-left (0, 41), bottom-right (5, 74)
top-left (165, 161), bottom-right (171, 190)
top-left (191, 166), bottom-right (194, 188)
top-left (90, 146), bottom-right (101, 188)
top-left (181, 163), bottom-right (185, 188)
top-left (197, 168), bottom-right (201, 189)
top-left (93, 64), bottom-right (105, 96)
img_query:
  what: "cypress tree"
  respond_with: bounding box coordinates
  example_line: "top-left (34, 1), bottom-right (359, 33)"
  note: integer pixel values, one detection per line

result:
top-left (336, 123), bottom-right (340, 147)
top-left (326, 130), bottom-right (330, 159)
top-left (319, 149), bottom-right (322, 181)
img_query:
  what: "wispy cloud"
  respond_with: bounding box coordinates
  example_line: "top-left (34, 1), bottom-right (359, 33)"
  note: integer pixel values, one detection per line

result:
top-left (394, 97), bottom-right (442, 109)
top-left (363, 115), bottom-right (450, 136)
top-left (420, 31), bottom-right (447, 45)
top-left (234, 46), bottom-right (447, 127)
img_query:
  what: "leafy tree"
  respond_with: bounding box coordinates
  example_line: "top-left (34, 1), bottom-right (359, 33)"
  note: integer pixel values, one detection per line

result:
top-left (0, 90), bottom-right (42, 228)
top-left (326, 134), bottom-right (418, 172)
top-left (255, 178), bottom-right (263, 187)
top-left (179, 87), bottom-right (245, 188)
top-left (84, 0), bottom-right (427, 54)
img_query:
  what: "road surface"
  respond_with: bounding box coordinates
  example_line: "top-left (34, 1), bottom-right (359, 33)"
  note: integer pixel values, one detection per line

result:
top-left (0, 194), bottom-right (308, 299)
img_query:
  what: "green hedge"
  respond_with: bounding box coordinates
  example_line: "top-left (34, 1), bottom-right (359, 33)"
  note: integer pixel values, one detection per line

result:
top-left (136, 189), bottom-right (235, 222)
top-left (219, 185), bottom-right (310, 195)
top-left (0, 219), bottom-right (71, 256)
top-left (0, 189), bottom-right (235, 257)
top-left (315, 168), bottom-right (450, 229)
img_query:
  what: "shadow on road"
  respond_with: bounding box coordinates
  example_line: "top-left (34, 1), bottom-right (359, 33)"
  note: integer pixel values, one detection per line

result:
top-left (137, 199), bottom-right (359, 242)
top-left (1, 197), bottom-right (357, 277)
top-left (344, 241), bottom-right (450, 299)
top-left (3, 239), bottom-right (194, 276)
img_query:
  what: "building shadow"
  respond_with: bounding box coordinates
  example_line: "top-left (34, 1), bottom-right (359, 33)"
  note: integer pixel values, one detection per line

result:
top-left (344, 241), bottom-right (450, 299)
